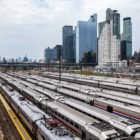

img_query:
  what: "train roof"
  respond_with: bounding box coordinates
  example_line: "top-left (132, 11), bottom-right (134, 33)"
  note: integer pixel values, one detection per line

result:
top-left (25, 74), bottom-right (140, 105)
top-left (88, 91), bottom-right (140, 107)
top-left (43, 100), bottom-right (97, 126)
top-left (2, 86), bottom-right (50, 121)
top-left (4, 73), bottom-right (140, 109)
top-left (42, 100), bottom-right (120, 139)
top-left (44, 72), bottom-right (140, 87)
top-left (64, 98), bottom-right (118, 120)
top-left (97, 98), bottom-right (140, 113)
top-left (63, 99), bottom-right (140, 134)
top-left (1, 85), bottom-right (80, 140)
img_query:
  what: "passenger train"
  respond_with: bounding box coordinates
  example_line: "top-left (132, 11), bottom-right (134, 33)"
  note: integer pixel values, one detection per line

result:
top-left (0, 83), bottom-right (80, 140)
top-left (7, 73), bottom-right (140, 123)
top-left (1, 73), bottom-right (140, 139)
top-left (41, 72), bottom-right (140, 95)
top-left (0, 81), bottom-right (128, 140)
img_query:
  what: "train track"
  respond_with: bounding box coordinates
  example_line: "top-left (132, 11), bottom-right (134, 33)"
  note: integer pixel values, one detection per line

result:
top-left (0, 97), bottom-right (22, 140)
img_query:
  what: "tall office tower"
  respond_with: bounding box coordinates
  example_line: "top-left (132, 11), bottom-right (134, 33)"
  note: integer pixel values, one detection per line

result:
top-left (62, 26), bottom-right (73, 62)
top-left (121, 17), bottom-right (132, 60)
top-left (121, 41), bottom-right (132, 60)
top-left (76, 14), bottom-right (97, 63)
top-left (55, 45), bottom-right (62, 60)
top-left (98, 9), bottom-right (121, 67)
top-left (106, 8), bottom-right (120, 39)
top-left (122, 17), bottom-right (132, 42)
top-left (73, 28), bottom-right (76, 62)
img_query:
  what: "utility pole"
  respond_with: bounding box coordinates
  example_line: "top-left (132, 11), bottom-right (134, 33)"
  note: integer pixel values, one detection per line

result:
top-left (80, 64), bottom-right (82, 77)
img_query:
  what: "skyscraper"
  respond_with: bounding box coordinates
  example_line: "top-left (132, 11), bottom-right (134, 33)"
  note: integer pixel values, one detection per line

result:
top-left (55, 45), bottom-right (62, 60)
top-left (73, 29), bottom-right (76, 61)
top-left (121, 17), bottom-right (132, 60)
top-left (62, 26), bottom-right (73, 62)
top-left (122, 17), bottom-right (132, 42)
top-left (76, 14), bottom-right (97, 63)
top-left (121, 41), bottom-right (132, 60)
top-left (98, 9), bottom-right (121, 67)
top-left (106, 8), bottom-right (120, 39)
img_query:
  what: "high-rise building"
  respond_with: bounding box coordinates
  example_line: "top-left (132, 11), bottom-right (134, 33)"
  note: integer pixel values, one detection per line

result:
top-left (44, 47), bottom-right (57, 63)
top-left (44, 45), bottom-right (62, 63)
top-left (98, 21), bottom-right (106, 38)
top-left (76, 14), bottom-right (97, 63)
top-left (62, 26), bottom-right (73, 62)
top-left (65, 35), bottom-right (75, 62)
top-left (55, 45), bottom-right (62, 60)
top-left (98, 9), bottom-right (121, 67)
top-left (122, 17), bottom-right (132, 42)
top-left (106, 8), bottom-right (120, 39)
top-left (121, 41), bottom-right (132, 60)
top-left (73, 29), bottom-right (76, 61)
top-left (121, 17), bottom-right (132, 60)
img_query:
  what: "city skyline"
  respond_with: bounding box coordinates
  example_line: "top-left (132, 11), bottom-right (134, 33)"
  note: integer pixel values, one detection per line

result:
top-left (0, 0), bottom-right (140, 60)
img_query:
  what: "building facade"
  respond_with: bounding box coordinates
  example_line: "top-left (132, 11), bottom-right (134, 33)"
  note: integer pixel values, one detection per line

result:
top-left (55, 45), bottom-right (62, 60)
top-left (98, 9), bottom-right (121, 67)
top-left (65, 35), bottom-right (75, 62)
top-left (106, 9), bottom-right (120, 39)
top-left (76, 14), bottom-right (97, 63)
top-left (62, 26), bottom-right (73, 62)
top-left (122, 17), bottom-right (132, 42)
top-left (121, 17), bottom-right (132, 60)
top-left (73, 29), bottom-right (76, 62)
top-left (44, 45), bottom-right (62, 63)
top-left (121, 41), bottom-right (132, 60)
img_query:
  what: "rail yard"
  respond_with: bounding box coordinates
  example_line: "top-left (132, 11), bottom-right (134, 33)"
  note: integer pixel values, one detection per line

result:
top-left (0, 71), bottom-right (140, 140)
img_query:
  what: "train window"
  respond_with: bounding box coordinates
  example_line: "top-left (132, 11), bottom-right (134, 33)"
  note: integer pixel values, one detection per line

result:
top-left (58, 113), bottom-right (61, 117)
top-left (66, 118), bottom-right (69, 122)
top-left (70, 121), bottom-right (73, 125)
top-left (62, 116), bottom-right (64, 119)
top-left (75, 124), bottom-right (79, 129)
top-left (107, 106), bottom-right (113, 113)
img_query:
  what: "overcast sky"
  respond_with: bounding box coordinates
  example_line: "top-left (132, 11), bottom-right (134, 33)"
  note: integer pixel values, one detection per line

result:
top-left (0, 0), bottom-right (139, 60)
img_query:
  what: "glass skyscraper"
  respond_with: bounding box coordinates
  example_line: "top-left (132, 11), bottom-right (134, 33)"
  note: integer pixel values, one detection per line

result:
top-left (73, 29), bottom-right (76, 61)
top-left (122, 17), bottom-right (132, 42)
top-left (65, 35), bottom-right (75, 62)
top-left (106, 8), bottom-right (120, 39)
top-left (121, 17), bottom-right (132, 59)
top-left (121, 41), bottom-right (132, 60)
top-left (76, 14), bottom-right (97, 63)
top-left (62, 26), bottom-right (73, 62)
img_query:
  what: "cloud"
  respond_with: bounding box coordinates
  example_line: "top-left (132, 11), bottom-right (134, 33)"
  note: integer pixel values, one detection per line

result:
top-left (0, 0), bottom-right (140, 59)
top-left (0, 0), bottom-right (84, 25)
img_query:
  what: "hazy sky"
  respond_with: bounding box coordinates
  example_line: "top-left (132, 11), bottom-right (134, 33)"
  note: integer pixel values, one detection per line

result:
top-left (0, 0), bottom-right (139, 60)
